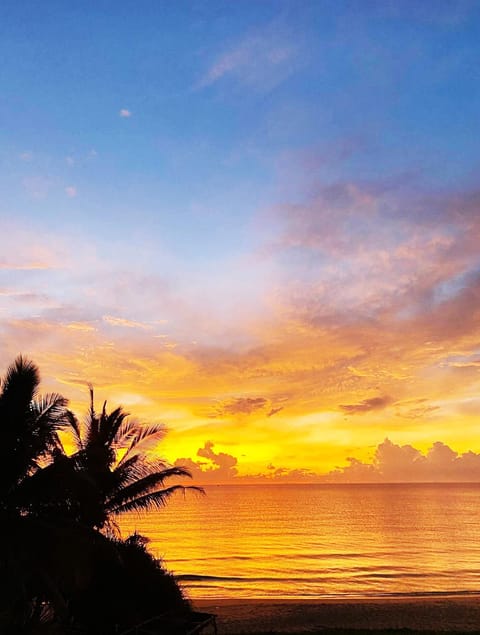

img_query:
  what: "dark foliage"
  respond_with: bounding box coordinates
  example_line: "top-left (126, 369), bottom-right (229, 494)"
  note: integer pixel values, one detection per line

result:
top-left (0, 356), bottom-right (198, 634)
top-left (70, 533), bottom-right (191, 633)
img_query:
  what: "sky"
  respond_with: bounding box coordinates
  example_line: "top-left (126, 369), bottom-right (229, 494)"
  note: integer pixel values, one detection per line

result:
top-left (2, 1), bottom-right (480, 483)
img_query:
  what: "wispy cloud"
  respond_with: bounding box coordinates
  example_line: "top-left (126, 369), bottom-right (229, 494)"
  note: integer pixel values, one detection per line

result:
top-left (65, 321), bottom-right (96, 332)
top-left (198, 24), bottom-right (299, 91)
top-left (103, 315), bottom-right (152, 330)
top-left (341, 396), bottom-right (393, 415)
top-left (213, 396), bottom-right (268, 417)
top-left (264, 174), bottom-right (480, 331)
top-left (0, 262), bottom-right (53, 271)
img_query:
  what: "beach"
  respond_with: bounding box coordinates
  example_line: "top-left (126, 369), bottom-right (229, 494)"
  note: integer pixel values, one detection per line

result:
top-left (195, 596), bottom-right (480, 633)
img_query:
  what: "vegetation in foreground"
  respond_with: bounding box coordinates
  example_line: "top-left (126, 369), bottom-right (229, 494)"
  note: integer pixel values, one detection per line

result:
top-left (0, 356), bottom-right (201, 634)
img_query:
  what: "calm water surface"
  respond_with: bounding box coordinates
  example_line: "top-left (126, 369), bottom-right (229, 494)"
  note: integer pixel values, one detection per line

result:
top-left (119, 483), bottom-right (480, 599)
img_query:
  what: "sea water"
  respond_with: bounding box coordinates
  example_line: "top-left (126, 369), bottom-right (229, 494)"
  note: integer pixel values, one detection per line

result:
top-left (119, 483), bottom-right (480, 599)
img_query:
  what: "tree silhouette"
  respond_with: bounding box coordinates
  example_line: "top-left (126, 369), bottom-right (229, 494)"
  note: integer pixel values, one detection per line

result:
top-left (63, 387), bottom-right (201, 530)
top-left (0, 356), bottom-right (69, 509)
top-left (0, 356), bottom-right (86, 630)
top-left (0, 356), bottom-right (200, 633)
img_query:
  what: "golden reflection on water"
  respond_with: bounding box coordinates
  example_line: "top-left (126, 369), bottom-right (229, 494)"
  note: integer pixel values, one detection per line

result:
top-left (119, 484), bottom-right (480, 599)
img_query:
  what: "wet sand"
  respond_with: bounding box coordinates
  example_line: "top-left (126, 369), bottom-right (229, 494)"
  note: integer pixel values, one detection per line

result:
top-left (195, 596), bottom-right (480, 633)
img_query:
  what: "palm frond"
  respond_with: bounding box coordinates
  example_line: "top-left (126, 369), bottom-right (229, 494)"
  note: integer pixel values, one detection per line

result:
top-left (45, 431), bottom-right (66, 459)
top-left (84, 385), bottom-right (99, 447)
top-left (113, 418), bottom-right (142, 450)
top-left (106, 466), bottom-right (193, 509)
top-left (64, 410), bottom-right (83, 450)
top-left (112, 454), bottom-right (163, 486)
top-left (88, 384), bottom-right (95, 419)
top-left (0, 355), bottom-right (40, 402)
top-left (108, 485), bottom-right (204, 515)
top-left (32, 393), bottom-right (69, 428)
top-left (100, 407), bottom-right (128, 447)
top-left (122, 423), bottom-right (167, 460)
top-left (85, 413), bottom-right (99, 448)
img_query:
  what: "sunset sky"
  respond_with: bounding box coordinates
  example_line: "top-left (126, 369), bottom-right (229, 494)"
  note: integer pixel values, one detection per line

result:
top-left (2, 1), bottom-right (480, 482)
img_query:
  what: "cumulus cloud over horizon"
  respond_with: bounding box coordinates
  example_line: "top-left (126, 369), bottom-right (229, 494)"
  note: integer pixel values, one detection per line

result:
top-left (175, 441), bottom-right (238, 483)
top-left (327, 439), bottom-right (480, 483)
top-left (175, 438), bottom-right (480, 484)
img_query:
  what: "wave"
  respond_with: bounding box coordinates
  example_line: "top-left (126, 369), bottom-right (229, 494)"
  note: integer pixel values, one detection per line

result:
top-left (169, 555), bottom-right (253, 563)
top-left (177, 572), bottom-right (480, 585)
top-left (181, 582), bottom-right (480, 600)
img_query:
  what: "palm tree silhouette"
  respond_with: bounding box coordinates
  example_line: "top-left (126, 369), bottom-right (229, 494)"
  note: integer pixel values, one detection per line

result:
top-left (0, 355), bottom-right (69, 509)
top-left (0, 356), bottom-right (88, 629)
top-left (63, 387), bottom-right (201, 530)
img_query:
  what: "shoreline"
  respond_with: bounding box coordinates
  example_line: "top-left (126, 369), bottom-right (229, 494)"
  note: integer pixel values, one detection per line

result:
top-left (194, 596), bottom-right (480, 633)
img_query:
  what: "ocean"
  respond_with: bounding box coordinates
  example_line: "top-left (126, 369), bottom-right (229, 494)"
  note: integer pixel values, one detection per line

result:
top-left (119, 483), bottom-right (480, 599)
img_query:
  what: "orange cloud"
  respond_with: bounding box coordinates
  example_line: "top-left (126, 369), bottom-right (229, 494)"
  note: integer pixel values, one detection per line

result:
top-left (0, 262), bottom-right (54, 271)
top-left (340, 396), bottom-right (393, 415)
top-left (175, 441), bottom-right (238, 483)
top-left (327, 439), bottom-right (480, 483)
top-left (103, 315), bottom-right (152, 330)
top-left (174, 438), bottom-right (480, 484)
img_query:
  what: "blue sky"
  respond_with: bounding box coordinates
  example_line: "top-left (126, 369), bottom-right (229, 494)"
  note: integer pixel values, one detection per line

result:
top-left (2, 1), bottom-right (480, 479)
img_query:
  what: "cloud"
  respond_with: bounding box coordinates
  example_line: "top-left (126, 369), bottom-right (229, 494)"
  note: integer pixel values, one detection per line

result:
top-left (0, 290), bottom-right (50, 305)
top-left (198, 24), bottom-right (298, 91)
top-left (397, 400), bottom-right (440, 420)
top-left (197, 440), bottom-right (237, 469)
top-left (0, 222), bottom-right (67, 279)
top-left (174, 438), bottom-right (480, 484)
top-left (327, 439), bottom-right (480, 483)
top-left (0, 262), bottom-right (53, 271)
top-left (264, 178), bottom-right (480, 328)
top-left (215, 396), bottom-right (268, 417)
top-left (340, 395), bottom-right (393, 414)
top-left (65, 186), bottom-right (77, 198)
top-left (267, 406), bottom-right (284, 417)
top-left (207, 396), bottom-right (287, 420)
top-left (175, 441), bottom-right (238, 483)
top-left (119, 109), bottom-right (132, 118)
top-left (65, 321), bottom-right (96, 332)
top-left (103, 315), bottom-right (152, 330)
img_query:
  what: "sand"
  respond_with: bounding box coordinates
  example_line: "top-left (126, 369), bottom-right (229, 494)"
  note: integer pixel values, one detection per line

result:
top-left (195, 596), bottom-right (480, 634)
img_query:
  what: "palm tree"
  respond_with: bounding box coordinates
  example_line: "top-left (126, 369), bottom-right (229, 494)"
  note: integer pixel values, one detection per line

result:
top-left (0, 356), bottom-right (87, 630)
top-left (0, 355), bottom-right (69, 511)
top-left (63, 388), bottom-right (202, 531)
